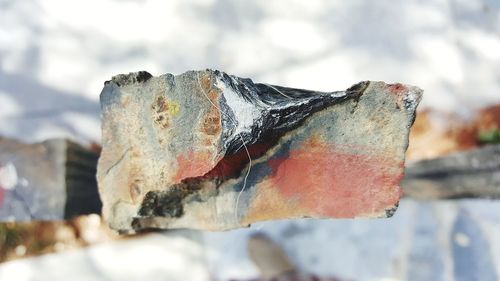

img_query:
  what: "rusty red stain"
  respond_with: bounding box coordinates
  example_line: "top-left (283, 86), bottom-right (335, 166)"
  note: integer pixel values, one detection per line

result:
top-left (204, 142), bottom-right (273, 179)
top-left (268, 138), bottom-right (403, 217)
top-left (387, 83), bottom-right (406, 95)
top-left (173, 151), bottom-right (214, 183)
top-left (175, 142), bottom-right (273, 183)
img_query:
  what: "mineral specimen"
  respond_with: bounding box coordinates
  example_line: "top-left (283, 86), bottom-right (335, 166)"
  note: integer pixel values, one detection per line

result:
top-left (97, 70), bottom-right (422, 232)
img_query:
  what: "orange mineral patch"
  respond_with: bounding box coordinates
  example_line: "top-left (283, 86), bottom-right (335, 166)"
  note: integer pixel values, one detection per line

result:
top-left (204, 142), bottom-right (274, 180)
top-left (268, 137), bottom-right (403, 218)
top-left (198, 74), bottom-right (223, 148)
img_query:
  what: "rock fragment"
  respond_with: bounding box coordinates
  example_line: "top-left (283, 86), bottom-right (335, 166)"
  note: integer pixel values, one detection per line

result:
top-left (0, 138), bottom-right (101, 220)
top-left (403, 144), bottom-right (500, 199)
top-left (97, 70), bottom-right (421, 232)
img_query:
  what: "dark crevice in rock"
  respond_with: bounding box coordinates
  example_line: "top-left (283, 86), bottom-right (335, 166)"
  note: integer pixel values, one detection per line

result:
top-left (216, 80), bottom-right (368, 179)
top-left (216, 69), bottom-right (369, 155)
top-left (137, 178), bottom-right (204, 218)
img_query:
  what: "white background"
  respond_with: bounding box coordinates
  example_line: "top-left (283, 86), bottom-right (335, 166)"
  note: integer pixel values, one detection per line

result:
top-left (1, 1), bottom-right (500, 280)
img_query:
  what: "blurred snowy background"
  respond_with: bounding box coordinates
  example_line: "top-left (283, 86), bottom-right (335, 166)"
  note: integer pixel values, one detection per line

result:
top-left (1, 0), bottom-right (499, 144)
top-left (1, 0), bottom-right (500, 280)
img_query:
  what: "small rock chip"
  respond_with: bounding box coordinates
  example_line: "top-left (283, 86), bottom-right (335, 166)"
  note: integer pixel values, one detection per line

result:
top-left (97, 70), bottom-right (422, 232)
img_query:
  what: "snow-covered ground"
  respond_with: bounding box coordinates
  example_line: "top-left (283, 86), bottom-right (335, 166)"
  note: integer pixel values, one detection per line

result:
top-left (0, 200), bottom-right (499, 281)
top-left (1, 0), bottom-right (500, 280)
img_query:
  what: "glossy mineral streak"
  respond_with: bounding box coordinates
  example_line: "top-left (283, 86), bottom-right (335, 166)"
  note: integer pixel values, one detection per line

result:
top-left (215, 71), bottom-right (368, 155)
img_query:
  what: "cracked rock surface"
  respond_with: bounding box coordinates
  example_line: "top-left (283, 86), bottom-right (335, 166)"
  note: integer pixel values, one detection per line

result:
top-left (97, 69), bottom-right (422, 232)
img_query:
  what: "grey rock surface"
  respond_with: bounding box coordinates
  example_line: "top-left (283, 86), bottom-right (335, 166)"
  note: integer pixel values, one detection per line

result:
top-left (403, 144), bottom-right (500, 199)
top-left (0, 138), bottom-right (101, 220)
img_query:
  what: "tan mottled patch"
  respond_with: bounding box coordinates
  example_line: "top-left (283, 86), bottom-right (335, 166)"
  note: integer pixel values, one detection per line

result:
top-left (129, 179), bottom-right (142, 202)
top-left (127, 166), bottom-right (144, 204)
top-left (199, 75), bottom-right (222, 137)
top-left (197, 73), bottom-right (223, 152)
top-left (151, 95), bottom-right (180, 129)
top-left (242, 181), bottom-right (307, 225)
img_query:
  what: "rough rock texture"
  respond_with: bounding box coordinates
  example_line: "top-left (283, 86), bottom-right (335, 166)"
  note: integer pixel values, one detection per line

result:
top-left (403, 144), bottom-right (500, 199)
top-left (97, 70), bottom-right (422, 232)
top-left (0, 138), bottom-right (101, 220)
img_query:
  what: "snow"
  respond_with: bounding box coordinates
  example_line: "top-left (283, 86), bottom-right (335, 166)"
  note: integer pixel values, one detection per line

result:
top-left (0, 232), bottom-right (209, 281)
top-left (0, 163), bottom-right (18, 190)
top-left (1, 0), bottom-right (499, 145)
top-left (1, 0), bottom-right (500, 280)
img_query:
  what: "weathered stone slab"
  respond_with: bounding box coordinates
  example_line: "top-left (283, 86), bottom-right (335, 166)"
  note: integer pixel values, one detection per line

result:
top-left (0, 138), bottom-right (101, 221)
top-left (403, 144), bottom-right (500, 199)
top-left (97, 70), bottom-right (421, 232)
